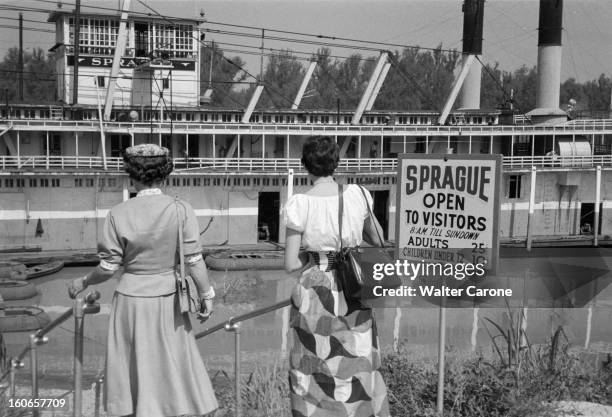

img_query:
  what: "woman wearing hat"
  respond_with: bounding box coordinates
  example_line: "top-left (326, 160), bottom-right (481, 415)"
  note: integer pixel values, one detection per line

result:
top-left (68, 144), bottom-right (218, 416)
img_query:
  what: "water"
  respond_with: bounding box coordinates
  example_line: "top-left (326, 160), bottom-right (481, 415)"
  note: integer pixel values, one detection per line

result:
top-left (3, 250), bottom-right (612, 389)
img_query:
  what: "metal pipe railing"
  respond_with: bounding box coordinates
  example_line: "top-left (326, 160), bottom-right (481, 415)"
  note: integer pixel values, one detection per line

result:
top-left (90, 298), bottom-right (292, 417)
top-left (0, 291), bottom-right (101, 417)
top-left (194, 299), bottom-right (291, 417)
top-left (195, 299), bottom-right (291, 340)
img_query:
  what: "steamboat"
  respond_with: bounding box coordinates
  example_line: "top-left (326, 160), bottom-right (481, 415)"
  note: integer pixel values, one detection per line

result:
top-left (0, 0), bottom-right (611, 252)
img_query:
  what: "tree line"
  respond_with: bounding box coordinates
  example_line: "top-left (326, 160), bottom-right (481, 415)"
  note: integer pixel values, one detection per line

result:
top-left (1, 45), bottom-right (610, 114)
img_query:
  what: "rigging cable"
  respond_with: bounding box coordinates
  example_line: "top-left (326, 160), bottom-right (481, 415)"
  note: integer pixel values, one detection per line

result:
top-left (475, 55), bottom-right (533, 123)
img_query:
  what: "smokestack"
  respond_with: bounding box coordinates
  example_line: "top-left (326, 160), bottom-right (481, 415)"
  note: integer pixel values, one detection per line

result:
top-left (529, 0), bottom-right (566, 122)
top-left (459, 0), bottom-right (485, 110)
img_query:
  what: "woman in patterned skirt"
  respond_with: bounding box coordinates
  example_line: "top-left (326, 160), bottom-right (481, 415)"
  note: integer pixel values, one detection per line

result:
top-left (283, 137), bottom-right (389, 417)
top-left (68, 144), bottom-right (218, 417)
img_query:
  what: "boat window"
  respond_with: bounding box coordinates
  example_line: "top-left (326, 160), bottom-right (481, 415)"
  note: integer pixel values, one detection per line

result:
top-left (85, 179), bottom-right (94, 187)
top-left (508, 175), bottom-right (522, 199)
top-left (74, 178), bottom-right (83, 187)
top-left (4, 179), bottom-right (14, 188)
top-left (203, 178), bottom-right (210, 186)
top-left (480, 137), bottom-right (491, 154)
top-left (29, 179), bottom-right (37, 187)
top-left (172, 178), bottom-right (180, 186)
top-left (182, 178), bottom-right (190, 186)
top-left (213, 178), bottom-right (220, 186)
top-left (134, 22), bottom-right (150, 57)
top-left (193, 178), bottom-right (201, 186)
top-left (415, 138), bottom-right (426, 153)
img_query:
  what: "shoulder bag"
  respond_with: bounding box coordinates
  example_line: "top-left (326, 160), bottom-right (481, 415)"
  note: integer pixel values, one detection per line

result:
top-left (335, 184), bottom-right (401, 313)
top-left (175, 198), bottom-right (201, 314)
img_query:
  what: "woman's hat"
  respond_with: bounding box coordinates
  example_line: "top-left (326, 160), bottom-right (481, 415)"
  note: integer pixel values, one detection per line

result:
top-left (124, 143), bottom-right (169, 157)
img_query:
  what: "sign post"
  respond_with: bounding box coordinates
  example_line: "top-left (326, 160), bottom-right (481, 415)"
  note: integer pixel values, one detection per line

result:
top-left (395, 154), bottom-right (502, 415)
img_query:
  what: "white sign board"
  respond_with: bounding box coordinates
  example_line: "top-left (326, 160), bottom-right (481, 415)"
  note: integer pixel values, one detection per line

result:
top-left (395, 154), bottom-right (501, 273)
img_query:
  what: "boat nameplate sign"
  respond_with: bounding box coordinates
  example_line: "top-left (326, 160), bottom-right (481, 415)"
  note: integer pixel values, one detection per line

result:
top-left (395, 154), bottom-right (501, 275)
top-left (67, 56), bottom-right (196, 71)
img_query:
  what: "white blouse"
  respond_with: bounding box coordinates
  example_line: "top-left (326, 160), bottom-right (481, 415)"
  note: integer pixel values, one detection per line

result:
top-left (283, 184), bottom-right (374, 251)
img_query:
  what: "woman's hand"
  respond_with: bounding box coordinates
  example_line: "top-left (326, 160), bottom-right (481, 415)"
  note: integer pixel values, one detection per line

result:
top-left (67, 276), bottom-right (88, 299)
top-left (197, 298), bottom-right (213, 323)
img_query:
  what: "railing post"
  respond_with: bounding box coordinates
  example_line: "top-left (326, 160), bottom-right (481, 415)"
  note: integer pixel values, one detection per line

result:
top-left (225, 322), bottom-right (241, 417)
top-left (73, 291), bottom-right (101, 417)
top-left (94, 373), bottom-right (104, 417)
top-left (30, 334), bottom-right (39, 417)
top-left (73, 295), bottom-right (85, 417)
top-left (9, 358), bottom-right (22, 397)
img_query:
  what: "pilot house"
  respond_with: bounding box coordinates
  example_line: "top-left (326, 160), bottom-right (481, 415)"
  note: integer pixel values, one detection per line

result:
top-left (48, 11), bottom-right (202, 108)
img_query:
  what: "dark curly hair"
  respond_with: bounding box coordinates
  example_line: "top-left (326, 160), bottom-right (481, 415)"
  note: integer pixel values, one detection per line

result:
top-left (301, 136), bottom-right (339, 177)
top-left (123, 154), bottom-right (174, 186)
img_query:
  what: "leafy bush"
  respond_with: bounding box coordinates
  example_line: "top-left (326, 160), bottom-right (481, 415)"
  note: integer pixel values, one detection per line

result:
top-left (382, 311), bottom-right (612, 417)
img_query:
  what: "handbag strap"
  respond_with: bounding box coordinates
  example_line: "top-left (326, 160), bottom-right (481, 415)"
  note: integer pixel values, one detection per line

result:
top-left (337, 183), bottom-right (344, 252)
top-left (356, 185), bottom-right (385, 247)
top-left (174, 197), bottom-right (186, 288)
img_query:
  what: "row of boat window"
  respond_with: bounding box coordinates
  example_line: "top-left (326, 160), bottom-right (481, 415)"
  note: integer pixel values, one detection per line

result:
top-left (1, 176), bottom-right (400, 189)
top-left (1, 175), bottom-right (522, 199)
top-left (2, 178), bottom-right (61, 188)
top-left (1, 108), bottom-right (498, 126)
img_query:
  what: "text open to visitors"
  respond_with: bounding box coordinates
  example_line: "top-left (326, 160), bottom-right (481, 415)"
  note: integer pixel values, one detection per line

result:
top-left (395, 154), bottom-right (501, 276)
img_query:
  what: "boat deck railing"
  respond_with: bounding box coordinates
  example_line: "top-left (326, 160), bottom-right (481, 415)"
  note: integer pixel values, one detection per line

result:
top-left (0, 291), bottom-right (101, 417)
top-left (1, 118), bottom-right (612, 134)
top-left (2, 155), bottom-right (612, 172)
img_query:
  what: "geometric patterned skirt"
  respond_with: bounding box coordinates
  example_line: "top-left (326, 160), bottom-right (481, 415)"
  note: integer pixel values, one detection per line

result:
top-left (289, 265), bottom-right (389, 417)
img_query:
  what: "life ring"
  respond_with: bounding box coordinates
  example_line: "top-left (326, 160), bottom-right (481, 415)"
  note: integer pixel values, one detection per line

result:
top-left (0, 279), bottom-right (38, 300)
top-left (0, 262), bottom-right (28, 281)
top-left (26, 261), bottom-right (65, 280)
top-left (0, 306), bottom-right (51, 333)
